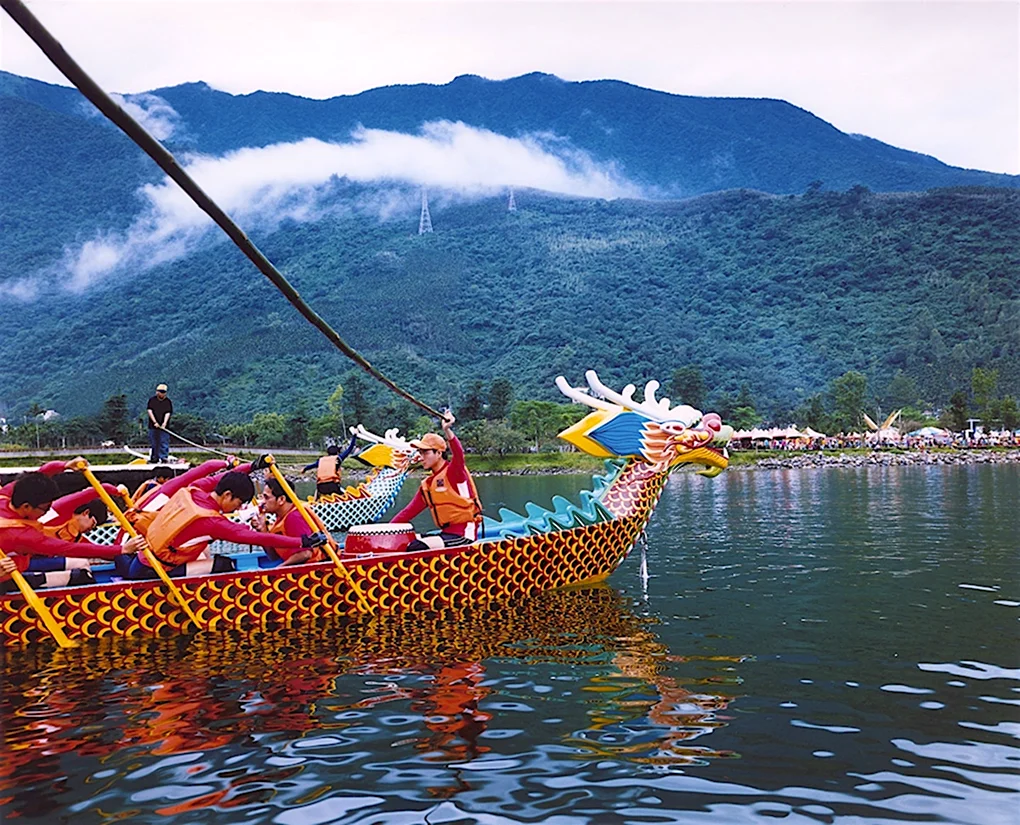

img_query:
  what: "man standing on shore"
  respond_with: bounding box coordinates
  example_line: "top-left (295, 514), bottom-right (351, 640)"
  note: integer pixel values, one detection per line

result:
top-left (146, 383), bottom-right (173, 463)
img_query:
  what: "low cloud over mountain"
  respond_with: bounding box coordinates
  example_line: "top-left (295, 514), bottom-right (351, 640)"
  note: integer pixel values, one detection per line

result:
top-left (17, 120), bottom-right (640, 297)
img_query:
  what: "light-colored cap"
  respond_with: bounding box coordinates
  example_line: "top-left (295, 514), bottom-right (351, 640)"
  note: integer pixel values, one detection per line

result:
top-left (156, 383), bottom-right (168, 391)
top-left (409, 432), bottom-right (447, 452)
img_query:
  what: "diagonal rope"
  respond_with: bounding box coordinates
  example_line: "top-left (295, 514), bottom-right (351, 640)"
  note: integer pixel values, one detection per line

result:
top-left (160, 427), bottom-right (234, 459)
top-left (2, 0), bottom-right (443, 419)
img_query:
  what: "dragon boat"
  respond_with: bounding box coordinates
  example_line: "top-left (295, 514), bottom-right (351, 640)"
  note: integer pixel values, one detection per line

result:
top-left (0, 371), bottom-right (732, 646)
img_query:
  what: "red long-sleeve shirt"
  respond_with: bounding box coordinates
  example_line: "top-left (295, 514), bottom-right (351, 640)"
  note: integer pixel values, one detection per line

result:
top-left (136, 459), bottom-right (235, 509)
top-left (0, 499), bottom-right (122, 571)
top-left (393, 434), bottom-right (471, 536)
top-left (43, 483), bottom-right (121, 523)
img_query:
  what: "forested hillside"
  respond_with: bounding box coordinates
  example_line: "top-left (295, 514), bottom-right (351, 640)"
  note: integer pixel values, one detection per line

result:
top-left (1, 186), bottom-right (1016, 426)
top-left (3, 70), bottom-right (1017, 281)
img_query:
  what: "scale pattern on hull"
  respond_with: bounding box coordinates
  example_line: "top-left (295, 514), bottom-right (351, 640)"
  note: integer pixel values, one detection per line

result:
top-left (1, 509), bottom-right (653, 645)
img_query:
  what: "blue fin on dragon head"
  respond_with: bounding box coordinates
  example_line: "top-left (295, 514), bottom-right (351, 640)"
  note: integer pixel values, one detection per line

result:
top-left (555, 371), bottom-right (733, 477)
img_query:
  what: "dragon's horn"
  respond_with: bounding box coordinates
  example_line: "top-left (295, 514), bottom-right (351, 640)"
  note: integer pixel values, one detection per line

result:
top-left (586, 370), bottom-right (669, 422)
top-left (555, 375), bottom-right (618, 411)
top-left (644, 380), bottom-right (681, 416)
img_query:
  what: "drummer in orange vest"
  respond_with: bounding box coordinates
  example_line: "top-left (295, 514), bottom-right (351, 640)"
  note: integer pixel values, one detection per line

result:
top-left (392, 412), bottom-right (483, 551)
top-left (126, 469), bottom-right (328, 580)
top-left (252, 477), bottom-right (326, 568)
top-left (303, 434), bottom-right (358, 498)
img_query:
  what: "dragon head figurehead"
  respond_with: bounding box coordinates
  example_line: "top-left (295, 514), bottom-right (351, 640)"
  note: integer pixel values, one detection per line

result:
top-left (350, 425), bottom-right (416, 471)
top-left (556, 371), bottom-right (732, 477)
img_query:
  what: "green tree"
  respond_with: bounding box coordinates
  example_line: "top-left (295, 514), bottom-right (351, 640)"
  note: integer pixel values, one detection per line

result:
top-left (327, 383), bottom-right (346, 432)
top-left (309, 384), bottom-right (347, 445)
top-left (251, 412), bottom-right (288, 447)
top-left (63, 415), bottom-right (101, 447)
top-left (730, 406), bottom-right (762, 429)
top-left (971, 367), bottom-right (998, 422)
top-left (667, 366), bottom-right (706, 409)
top-left (371, 401), bottom-right (418, 436)
top-left (346, 375), bottom-right (372, 428)
top-left (884, 371), bottom-right (920, 410)
top-left (941, 390), bottom-right (969, 432)
top-left (794, 393), bottom-right (830, 433)
top-left (98, 394), bottom-right (132, 443)
top-left (829, 371), bottom-right (868, 433)
top-left (287, 402), bottom-right (311, 448)
top-left (487, 378), bottom-right (514, 420)
top-left (711, 391), bottom-right (736, 422)
top-left (458, 380), bottom-right (487, 422)
top-left (735, 383), bottom-right (756, 411)
top-left (224, 421), bottom-right (257, 447)
top-left (459, 419), bottom-right (528, 455)
top-left (718, 383), bottom-right (760, 429)
top-left (510, 400), bottom-right (580, 450)
top-left (410, 415), bottom-right (434, 437)
top-left (172, 413), bottom-right (209, 442)
top-left (999, 396), bottom-right (1018, 431)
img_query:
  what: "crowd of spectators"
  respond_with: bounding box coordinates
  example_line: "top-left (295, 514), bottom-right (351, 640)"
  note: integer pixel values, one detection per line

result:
top-left (731, 429), bottom-right (1020, 452)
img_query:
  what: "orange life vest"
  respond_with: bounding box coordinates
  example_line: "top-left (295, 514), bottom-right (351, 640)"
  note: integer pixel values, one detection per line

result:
top-left (125, 508), bottom-right (159, 537)
top-left (41, 519), bottom-right (82, 542)
top-left (420, 462), bottom-right (482, 530)
top-left (316, 456), bottom-right (342, 484)
top-left (0, 515), bottom-right (42, 533)
top-left (0, 516), bottom-right (44, 570)
top-left (145, 487), bottom-right (220, 567)
top-left (265, 506), bottom-right (325, 563)
top-left (132, 480), bottom-right (158, 501)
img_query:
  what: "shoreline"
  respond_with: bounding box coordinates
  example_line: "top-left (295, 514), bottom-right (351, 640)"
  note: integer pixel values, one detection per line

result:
top-left (2, 447), bottom-right (1018, 481)
top-left (729, 448), bottom-right (1020, 472)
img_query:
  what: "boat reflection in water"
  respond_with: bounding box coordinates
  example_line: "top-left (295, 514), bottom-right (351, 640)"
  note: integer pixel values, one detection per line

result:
top-left (0, 585), bottom-right (743, 818)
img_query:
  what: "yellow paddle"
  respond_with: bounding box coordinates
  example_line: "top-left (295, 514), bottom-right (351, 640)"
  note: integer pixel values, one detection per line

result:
top-left (265, 458), bottom-right (371, 613)
top-left (0, 548), bottom-right (78, 648)
top-left (117, 484), bottom-right (136, 509)
top-left (70, 459), bottom-right (203, 630)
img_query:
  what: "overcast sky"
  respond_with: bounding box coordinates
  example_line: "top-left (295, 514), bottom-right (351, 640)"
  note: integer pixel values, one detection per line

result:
top-left (2, 0), bottom-right (1017, 174)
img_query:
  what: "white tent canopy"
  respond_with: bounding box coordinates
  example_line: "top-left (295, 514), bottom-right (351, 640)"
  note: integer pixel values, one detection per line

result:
top-left (731, 426), bottom-right (828, 440)
top-left (907, 426), bottom-right (951, 438)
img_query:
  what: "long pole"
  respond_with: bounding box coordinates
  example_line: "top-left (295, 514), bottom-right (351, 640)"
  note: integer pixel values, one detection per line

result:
top-left (161, 426), bottom-right (234, 459)
top-left (1, 0), bottom-right (443, 419)
top-left (71, 460), bottom-right (204, 630)
top-left (0, 549), bottom-right (78, 648)
top-left (266, 459), bottom-right (371, 612)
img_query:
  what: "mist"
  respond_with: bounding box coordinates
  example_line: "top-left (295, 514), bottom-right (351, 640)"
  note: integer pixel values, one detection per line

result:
top-left (15, 120), bottom-right (642, 298)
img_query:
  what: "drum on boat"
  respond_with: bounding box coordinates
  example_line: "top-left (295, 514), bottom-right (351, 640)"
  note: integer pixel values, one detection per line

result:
top-left (344, 523), bottom-right (415, 555)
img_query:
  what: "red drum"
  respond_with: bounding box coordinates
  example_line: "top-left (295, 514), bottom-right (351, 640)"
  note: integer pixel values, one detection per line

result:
top-left (344, 523), bottom-right (416, 555)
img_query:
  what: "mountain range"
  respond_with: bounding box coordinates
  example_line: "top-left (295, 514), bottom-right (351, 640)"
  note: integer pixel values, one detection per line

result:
top-left (0, 70), bottom-right (1017, 423)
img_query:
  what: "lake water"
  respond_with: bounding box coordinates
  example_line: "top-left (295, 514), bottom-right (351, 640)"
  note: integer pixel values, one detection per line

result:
top-left (1, 464), bottom-right (1017, 824)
